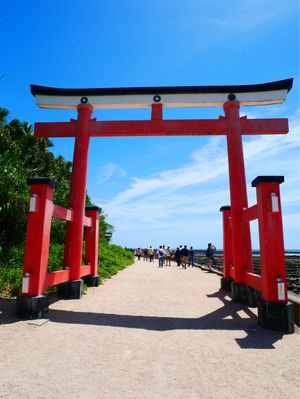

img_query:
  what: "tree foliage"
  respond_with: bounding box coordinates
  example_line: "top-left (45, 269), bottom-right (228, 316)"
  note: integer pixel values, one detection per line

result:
top-left (0, 107), bottom-right (74, 254)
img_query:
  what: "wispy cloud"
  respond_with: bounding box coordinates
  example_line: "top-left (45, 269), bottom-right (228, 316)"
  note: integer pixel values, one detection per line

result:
top-left (105, 137), bottom-right (229, 207)
top-left (95, 108), bottom-right (300, 248)
top-left (97, 162), bottom-right (126, 184)
top-left (213, 0), bottom-right (297, 30)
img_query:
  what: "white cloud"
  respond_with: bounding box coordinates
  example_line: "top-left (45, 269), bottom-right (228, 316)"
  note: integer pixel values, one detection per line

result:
top-left (213, 0), bottom-right (297, 30)
top-left (97, 162), bottom-right (126, 184)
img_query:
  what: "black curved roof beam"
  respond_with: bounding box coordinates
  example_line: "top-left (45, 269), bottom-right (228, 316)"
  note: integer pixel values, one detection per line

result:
top-left (31, 78), bottom-right (293, 109)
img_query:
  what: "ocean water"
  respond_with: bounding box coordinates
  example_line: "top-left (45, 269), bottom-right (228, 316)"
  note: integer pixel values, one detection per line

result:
top-left (194, 249), bottom-right (300, 257)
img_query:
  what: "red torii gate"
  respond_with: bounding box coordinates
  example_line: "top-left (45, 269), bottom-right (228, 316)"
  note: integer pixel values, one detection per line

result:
top-left (16, 79), bottom-right (294, 332)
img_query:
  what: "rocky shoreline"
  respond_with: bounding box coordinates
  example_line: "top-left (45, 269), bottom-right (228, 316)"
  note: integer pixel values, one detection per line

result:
top-left (194, 251), bottom-right (300, 295)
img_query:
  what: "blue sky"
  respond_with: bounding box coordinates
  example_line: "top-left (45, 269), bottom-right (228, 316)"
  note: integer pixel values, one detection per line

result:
top-left (1, 0), bottom-right (299, 249)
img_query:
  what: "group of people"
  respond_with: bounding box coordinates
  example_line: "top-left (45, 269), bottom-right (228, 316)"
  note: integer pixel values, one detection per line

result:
top-left (135, 246), bottom-right (155, 262)
top-left (155, 246), bottom-right (188, 268)
top-left (134, 243), bottom-right (217, 269)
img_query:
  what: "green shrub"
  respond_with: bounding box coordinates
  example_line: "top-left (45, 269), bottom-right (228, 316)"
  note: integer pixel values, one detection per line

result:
top-left (0, 242), bottom-right (134, 297)
top-left (98, 243), bottom-right (135, 281)
top-left (0, 246), bottom-right (23, 297)
top-left (48, 243), bottom-right (65, 272)
top-left (0, 243), bottom-right (66, 297)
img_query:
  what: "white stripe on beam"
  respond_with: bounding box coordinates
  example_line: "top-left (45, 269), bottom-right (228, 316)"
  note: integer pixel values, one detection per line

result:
top-left (34, 89), bottom-right (288, 110)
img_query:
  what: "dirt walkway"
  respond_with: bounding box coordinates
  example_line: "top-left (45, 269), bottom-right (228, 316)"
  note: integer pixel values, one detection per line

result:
top-left (1, 259), bottom-right (299, 399)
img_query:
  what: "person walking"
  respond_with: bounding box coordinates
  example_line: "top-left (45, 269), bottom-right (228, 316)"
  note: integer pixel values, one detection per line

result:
top-left (188, 246), bottom-right (195, 267)
top-left (143, 248), bottom-right (149, 261)
top-left (157, 246), bottom-right (165, 268)
top-left (181, 245), bottom-right (189, 269)
top-left (148, 246), bottom-right (154, 262)
top-left (205, 243), bottom-right (216, 269)
top-left (136, 248), bottom-right (142, 261)
top-left (165, 246), bottom-right (172, 266)
top-left (175, 247), bottom-right (181, 267)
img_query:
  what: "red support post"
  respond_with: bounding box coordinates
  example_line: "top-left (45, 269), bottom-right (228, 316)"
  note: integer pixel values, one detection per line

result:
top-left (16, 178), bottom-right (58, 318)
top-left (64, 103), bottom-right (94, 288)
top-left (252, 176), bottom-right (287, 302)
top-left (223, 99), bottom-right (253, 283)
top-left (22, 179), bottom-right (56, 295)
top-left (220, 206), bottom-right (233, 279)
top-left (84, 206), bottom-right (101, 286)
top-left (151, 103), bottom-right (163, 120)
top-left (220, 206), bottom-right (234, 291)
top-left (252, 176), bottom-right (293, 332)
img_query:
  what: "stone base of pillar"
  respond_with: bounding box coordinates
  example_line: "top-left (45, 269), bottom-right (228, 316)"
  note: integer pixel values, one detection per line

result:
top-left (58, 279), bottom-right (83, 299)
top-left (231, 282), bottom-right (249, 304)
top-left (220, 277), bottom-right (233, 291)
top-left (258, 300), bottom-right (294, 333)
top-left (231, 283), bottom-right (260, 307)
top-left (83, 275), bottom-right (99, 287)
top-left (247, 287), bottom-right (260, 308)
top-left (16, 294), bottom-right (49, 319)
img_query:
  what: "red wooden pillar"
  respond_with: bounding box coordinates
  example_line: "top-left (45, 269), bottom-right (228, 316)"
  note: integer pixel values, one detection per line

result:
top-left (220, 206), bottom-right (233, 290)
top-left (84, 206), bottom-right (101, 286)
top-left (220, 206), bottom-right (233, 279)
top-left (64, 103), bottom-right (93, 290)
top-left (252, 176), bottom-right (287, 302)
top-left (16, 178), bottom-right (58, 318)
top-left (223, 99), bottom-right (253, 283)
top-left (252, 176), bottom-right (292, 332)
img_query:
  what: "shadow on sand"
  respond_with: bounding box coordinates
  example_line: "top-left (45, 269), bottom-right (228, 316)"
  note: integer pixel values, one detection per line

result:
top-left (0, 294), bottom-right (60, 325)
top-left (0, 290), bottom-right (284, 349)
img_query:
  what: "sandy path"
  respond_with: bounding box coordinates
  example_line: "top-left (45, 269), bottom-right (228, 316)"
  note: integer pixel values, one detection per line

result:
top-left (0, 259), bottom-right (299, 399)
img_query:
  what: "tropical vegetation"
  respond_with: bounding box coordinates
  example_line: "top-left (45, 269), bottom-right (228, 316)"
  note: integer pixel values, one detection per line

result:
top-left (0, 107), bottom-right (134, 298)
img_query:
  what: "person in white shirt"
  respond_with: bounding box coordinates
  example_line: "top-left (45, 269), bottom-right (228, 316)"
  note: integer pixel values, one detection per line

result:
top-left (157, 246), bottom-right (165, 268)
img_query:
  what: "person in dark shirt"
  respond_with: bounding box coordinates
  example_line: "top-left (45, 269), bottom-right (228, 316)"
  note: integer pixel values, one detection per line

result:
top-left (181, 245), bottom-right (189, 269)
top-left (175, 247), bottom-right (181, 267)
top-left (205, 243), bottom-right (216, 269)
top-left (188, 246), bottom-right (195, 267)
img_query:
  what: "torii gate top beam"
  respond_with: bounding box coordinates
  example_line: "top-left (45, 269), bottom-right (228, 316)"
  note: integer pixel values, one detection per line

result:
top-left (33, 115), bottom-right (289, 138)
top-left (31, 79), bottom-right (293, 109)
